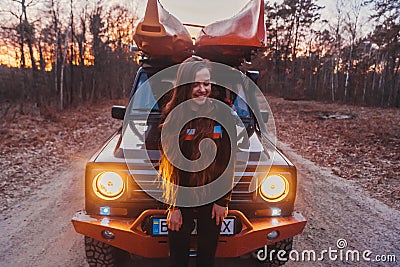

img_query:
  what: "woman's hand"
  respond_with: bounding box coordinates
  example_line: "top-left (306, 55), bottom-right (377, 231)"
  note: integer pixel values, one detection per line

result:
top-left (167, 208), bottom-right (182, 231)
top-left (212, 203), bottom-right (228, 225)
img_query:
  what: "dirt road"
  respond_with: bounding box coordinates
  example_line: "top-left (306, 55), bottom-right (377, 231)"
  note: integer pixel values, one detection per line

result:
top-left (0, 142), bottom-right (398, 267)
top-left (281, 142), bottom-right (399, 267)
top-left (0, 153), bottom-right (88, 267)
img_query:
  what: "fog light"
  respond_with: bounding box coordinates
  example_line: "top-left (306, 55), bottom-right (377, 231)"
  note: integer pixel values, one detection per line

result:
top-left (102, 230), bottom-right (115, 240)
top-left (267, 230), bottom-right (279, 240)
top-left (100, 206), bottom-right (111, 215)
top-left (272, 208), bottom-right (281, 216)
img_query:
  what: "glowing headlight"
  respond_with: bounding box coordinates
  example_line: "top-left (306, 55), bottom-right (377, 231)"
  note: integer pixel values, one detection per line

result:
top-left (260, 175), bottom-right (288, 202)
top-left (94, 172), bottom-right (124, 199)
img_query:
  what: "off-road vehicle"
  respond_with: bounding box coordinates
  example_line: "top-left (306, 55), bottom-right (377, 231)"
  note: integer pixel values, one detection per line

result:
top-left (72, 0), bottom-right (306, 266)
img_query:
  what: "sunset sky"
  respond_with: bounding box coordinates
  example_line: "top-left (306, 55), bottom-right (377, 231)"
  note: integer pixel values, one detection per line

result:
top-left (0, 0), bottom-right (374, 36)
top-left (137, 0), bottom-right (374, 36)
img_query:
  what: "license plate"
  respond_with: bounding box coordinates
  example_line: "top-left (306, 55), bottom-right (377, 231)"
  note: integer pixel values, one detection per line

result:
top-left (151, 217), bottom-right (236, 236)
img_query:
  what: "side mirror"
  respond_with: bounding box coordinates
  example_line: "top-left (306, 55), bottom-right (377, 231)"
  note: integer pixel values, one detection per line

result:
top-left (246, 70), bottom-right (259, 84)
top-left (260, 110), bottom-right (269, 123)
top-left (112, 106), bottom-right (126, 120)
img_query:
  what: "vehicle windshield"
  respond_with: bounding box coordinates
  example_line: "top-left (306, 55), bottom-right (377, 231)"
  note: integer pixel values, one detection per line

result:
top-left (129, 69), bottom-right (251, 119)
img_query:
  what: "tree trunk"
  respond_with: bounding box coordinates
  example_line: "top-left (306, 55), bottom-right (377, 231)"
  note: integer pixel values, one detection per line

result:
top-left (54, 31), bottom-right (58, 93)
top-left (344, 42), bottom-right (354, 101)
top-left (38, 37), bottom-right (45, 71)
top-left (362, 46), bottom-right (373, 104)
top-left (387, 53), bottom-right (399, 106)
top-left (393, 56), bottom-right (400, 107)
top-left (331, 58), bottom-right (335, 101)
top-left (90, 69), bottom-right (96, 102)
top-left (19, 39), bottom-right (26, 68)
top-left (292, 16), bottom-right (300, 61)
top-left (27, 34), bottom-right (37, 71)
top-left (371, 51), bottom-right (380, 104)
top-left (69, 0), bottom-right (74, 106)
top-left (379, 52), bottom-right (388, 106)
top-left (60, 28), bottom-right (70, 110)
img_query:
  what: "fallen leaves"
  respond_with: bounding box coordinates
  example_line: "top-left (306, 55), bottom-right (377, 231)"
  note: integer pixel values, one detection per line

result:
top-left (0, 99), bottom-right (125, 214)
top-left (268, 95), bottom-right (400, 210)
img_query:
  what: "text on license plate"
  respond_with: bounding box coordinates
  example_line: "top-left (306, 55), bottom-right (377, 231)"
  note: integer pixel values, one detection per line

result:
top-left (152, 217), bottom-right (235, 236)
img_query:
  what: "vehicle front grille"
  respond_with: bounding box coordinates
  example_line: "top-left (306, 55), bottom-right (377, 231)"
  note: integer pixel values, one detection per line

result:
top-left (126, 169), bottom-right (257, 203)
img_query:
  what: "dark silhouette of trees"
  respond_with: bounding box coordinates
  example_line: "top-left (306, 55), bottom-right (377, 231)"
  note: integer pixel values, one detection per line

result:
top-left (0, 0), bottom-right (399, 111)
top-left (367, 0), bottom-right (400, 106)
top-left (257, 0), bottom-right (399, 107)
top-left (0, 0), bottom-right (138, 113)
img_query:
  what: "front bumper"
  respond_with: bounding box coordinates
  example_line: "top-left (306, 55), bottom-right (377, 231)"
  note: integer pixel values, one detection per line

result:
top-left (72, 209), bottom-right (306, 258)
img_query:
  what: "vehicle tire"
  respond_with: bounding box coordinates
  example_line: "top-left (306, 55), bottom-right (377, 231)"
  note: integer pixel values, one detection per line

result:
top-left (84, 236), bottom-right (130, 267)
top-left (255, 238), bottom-right (293, 266)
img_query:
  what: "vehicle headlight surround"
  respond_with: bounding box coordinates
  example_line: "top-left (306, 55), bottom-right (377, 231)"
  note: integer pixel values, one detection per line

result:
top-left (260, 175), bottom-right (289, 202)
top-left (93, 172), bottom-right (124, 200)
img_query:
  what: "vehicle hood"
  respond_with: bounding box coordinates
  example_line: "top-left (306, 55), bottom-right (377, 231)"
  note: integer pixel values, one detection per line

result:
top-left (94, 119), bottom-right (291, 170)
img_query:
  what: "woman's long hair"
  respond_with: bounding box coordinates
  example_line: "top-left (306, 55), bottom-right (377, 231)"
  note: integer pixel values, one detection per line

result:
top-left (159, 56), bottom-right (216, 206)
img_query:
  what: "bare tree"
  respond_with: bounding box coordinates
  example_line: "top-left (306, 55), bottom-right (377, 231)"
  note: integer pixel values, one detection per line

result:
top-left (10, 0), bottom-right (38, 71)
top-left (330, 0), bottom-right (346, 101)
top-left (74, 2), bottom-right (88, 101)
top-left (45, 0), bottom-right (62, 94)
top-left (89, 4), bottom-right (105, 102)
top-left (343, 0), bottom-right (362, 100)
top-left (69, 0), bottom-right (74, 105)
top-left (59, 26), bottom-right (70, 110)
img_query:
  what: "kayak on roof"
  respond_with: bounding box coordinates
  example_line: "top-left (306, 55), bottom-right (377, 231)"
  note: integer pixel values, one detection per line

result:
top-left (133, 0), bottom-right (266, 65)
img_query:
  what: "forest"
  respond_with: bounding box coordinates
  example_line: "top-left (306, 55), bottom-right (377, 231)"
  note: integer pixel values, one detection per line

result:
top-left (0, 0), bottom-right (399, 115)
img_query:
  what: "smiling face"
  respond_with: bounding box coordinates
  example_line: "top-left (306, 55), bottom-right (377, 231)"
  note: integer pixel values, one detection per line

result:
top-left (190, 68), bottom-right (211, 110)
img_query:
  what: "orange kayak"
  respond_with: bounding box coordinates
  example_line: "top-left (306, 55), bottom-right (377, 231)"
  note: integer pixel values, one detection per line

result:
top-left (195, 0), bottom-right (266, 64)
top-left (133, 0), bottom-right (193, 62)
top-left (133, 0), bottom-right (266, 65)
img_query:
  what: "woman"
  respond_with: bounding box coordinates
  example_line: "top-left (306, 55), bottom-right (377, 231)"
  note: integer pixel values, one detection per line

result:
top-left (159, 56), bottom-right (236, 267)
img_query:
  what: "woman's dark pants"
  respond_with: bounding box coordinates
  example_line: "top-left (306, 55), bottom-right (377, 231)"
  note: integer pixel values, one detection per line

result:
top-left (168, 204), bottom-right (221, 267)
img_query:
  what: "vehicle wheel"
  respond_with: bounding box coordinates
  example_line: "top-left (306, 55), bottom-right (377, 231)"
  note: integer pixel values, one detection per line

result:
top-left (254, 238), bottom-right (293, 266)
top-left (84, 236), bottom-right (130, 267)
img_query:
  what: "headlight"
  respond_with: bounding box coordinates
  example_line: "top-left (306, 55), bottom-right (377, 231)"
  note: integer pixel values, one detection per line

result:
top-left (260, 175), bottom-right (288, 202)
top-left (93, 172), bottom-right (124, 200)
